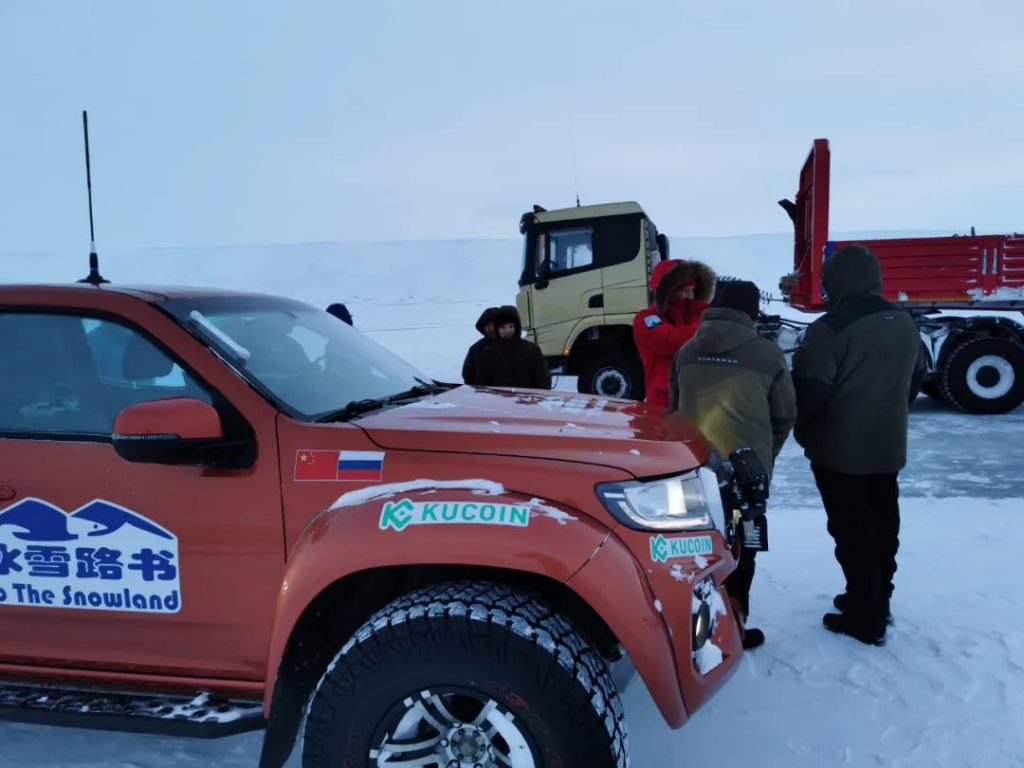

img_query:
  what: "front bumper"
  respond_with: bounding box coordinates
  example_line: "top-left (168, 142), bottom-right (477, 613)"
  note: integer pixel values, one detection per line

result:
top-left (621, 524), bottom-right (743, 718)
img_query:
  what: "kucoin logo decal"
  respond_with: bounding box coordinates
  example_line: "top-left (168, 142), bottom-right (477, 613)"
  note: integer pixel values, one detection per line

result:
top-left (379, 499), bottom-right (531, 532)
top-left (650, 534), bottom-right (714, 563)
top-left (0, 498), bottom-right (181, 613)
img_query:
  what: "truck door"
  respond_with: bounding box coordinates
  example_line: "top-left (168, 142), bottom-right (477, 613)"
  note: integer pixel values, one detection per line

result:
top-left (0, 303), bottom-right (284, 682)
top-left (598, 216), bottom-right (656, 318)
top-left (520, 224), bottom-right (604, 356)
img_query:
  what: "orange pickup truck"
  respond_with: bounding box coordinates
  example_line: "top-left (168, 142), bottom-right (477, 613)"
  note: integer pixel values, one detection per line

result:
top-left (0, 283), bottom-right (751, 768)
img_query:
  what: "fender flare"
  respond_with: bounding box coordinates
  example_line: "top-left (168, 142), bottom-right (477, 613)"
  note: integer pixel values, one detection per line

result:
top-left (258, 490), bottom-right (683, 765)
top-left (263, 489), bottom-right (609, 712)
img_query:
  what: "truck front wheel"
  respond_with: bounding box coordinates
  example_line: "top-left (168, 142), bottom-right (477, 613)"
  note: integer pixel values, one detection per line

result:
top-left (302, 582), bottom-right (627, 768)
top-left (940, 336), bottom-right (1024, 414)
top-left (577, 353), bottom-right (645, 401)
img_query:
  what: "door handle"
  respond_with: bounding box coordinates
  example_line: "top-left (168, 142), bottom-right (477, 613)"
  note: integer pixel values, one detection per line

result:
top-left (0, 486), bottom-right (15, 502)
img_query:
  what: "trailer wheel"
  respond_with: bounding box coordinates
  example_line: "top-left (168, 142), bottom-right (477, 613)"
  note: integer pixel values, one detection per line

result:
top-left (577, 353), bottom-right (645, 401)
top-left (940, 336), bottom-right (1024, 414)
top-left (302, 582), bottom-right (627, 768)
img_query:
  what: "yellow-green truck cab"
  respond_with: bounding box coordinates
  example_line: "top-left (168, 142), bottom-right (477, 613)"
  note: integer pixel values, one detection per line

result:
top-left (516, 201), bottom-right (669, 399)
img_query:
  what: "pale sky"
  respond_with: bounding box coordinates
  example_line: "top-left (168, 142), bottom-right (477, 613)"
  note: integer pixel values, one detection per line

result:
top-left (1, 0), bottom-right (1022, 252)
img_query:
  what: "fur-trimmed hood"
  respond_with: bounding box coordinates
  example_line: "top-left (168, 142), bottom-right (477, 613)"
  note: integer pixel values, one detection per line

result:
top-left (474, 307), bottom-right (500, 335)
top-left (652, 259), bottom-right (716, 314)
top-left (492, 305), bottom-right (523, 336)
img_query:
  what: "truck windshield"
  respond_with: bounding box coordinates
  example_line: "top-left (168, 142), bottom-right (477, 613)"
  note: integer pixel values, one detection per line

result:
top-left (162, 296), bottom-right (430, 420)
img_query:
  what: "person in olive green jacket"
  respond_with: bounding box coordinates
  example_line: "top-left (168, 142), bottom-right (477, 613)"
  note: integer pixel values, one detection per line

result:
top-left (669, 280), bottom-right (796, 649)
top-left (792, 244), bottom-right (924, 647)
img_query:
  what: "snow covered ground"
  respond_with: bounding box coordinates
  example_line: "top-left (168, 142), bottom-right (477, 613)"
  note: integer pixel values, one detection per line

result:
top-left (2, 237), bottom-right (1023, 767)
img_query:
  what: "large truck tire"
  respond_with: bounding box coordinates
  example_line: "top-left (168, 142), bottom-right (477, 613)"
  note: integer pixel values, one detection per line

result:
top-left (303, 582), bottom-right (628, 768)
top-left (577, 353), bottom-right (645, 401)
top-left (939, 336), bottom-right (1024, 414)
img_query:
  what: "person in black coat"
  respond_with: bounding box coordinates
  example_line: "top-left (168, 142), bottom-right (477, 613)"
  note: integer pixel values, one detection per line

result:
top-left (473, 306), bottom-right (551, 390)
top-left (462, 307), bottom-right (499, 385)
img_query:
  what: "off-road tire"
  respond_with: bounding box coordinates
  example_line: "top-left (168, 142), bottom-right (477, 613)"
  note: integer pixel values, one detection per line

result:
top-left (940, 336), bottom-right (1024, 415)
top-left (577, 353), bottom-right (645, 401)
top-left (302, 581), bottom-right (628, 768)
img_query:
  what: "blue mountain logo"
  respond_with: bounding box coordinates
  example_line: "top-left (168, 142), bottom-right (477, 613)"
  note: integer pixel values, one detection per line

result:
top-left (0, 498), bottom-right (173, 543)
top-left (0, 499), bottom-right (79, 541)
top-left (73, 501), bottom-right (173, 540)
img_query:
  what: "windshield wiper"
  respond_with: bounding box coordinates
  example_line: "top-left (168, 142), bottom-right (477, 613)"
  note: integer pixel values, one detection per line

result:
top-left (315, 380), bottom-right (447, 423)
top-left (315, 398), bottom-right (390, 423)
top-left (388, 379), bottom-right (446, 400)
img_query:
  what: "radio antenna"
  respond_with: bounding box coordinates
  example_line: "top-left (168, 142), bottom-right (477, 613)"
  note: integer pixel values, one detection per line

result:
top-left (78, 110), bottom-right (109, 286)
top-left (568, 105), bottom-right (581, 207)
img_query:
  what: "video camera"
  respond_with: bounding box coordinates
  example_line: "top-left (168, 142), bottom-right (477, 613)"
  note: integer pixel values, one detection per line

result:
top-left (709, 446), bottom-right (770, 522)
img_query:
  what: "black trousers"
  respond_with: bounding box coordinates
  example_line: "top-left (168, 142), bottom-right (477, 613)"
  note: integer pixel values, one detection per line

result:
top-left (811, 463), bottom-right (901, 623)
top-left (725, 548), bottom-right (757, 618)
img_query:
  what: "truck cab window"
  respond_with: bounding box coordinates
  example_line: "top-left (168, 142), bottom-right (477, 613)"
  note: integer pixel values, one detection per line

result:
top-left (541, 227), bottom-right (594, 275)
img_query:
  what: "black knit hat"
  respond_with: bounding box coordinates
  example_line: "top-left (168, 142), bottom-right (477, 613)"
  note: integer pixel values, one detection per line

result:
top-left (712, 280), bottom-right (761, 321)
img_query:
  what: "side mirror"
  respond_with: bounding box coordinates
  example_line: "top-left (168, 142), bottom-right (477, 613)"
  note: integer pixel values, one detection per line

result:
top-left (657, 233), bottom-right (670, 260)
top-left (112, 398), bottom-right (249, 466)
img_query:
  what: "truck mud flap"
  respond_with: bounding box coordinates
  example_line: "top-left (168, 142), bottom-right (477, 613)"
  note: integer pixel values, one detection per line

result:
top-left (0, 680), bottom-right (265, 738)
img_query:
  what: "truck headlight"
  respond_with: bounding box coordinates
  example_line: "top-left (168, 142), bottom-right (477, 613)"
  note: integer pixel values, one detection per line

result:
top-left (597, 468), bottom-right (725, 533)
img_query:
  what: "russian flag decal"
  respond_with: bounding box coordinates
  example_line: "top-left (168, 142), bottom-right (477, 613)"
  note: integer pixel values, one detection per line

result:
top-left (294, 450), bottom-right (386, 482)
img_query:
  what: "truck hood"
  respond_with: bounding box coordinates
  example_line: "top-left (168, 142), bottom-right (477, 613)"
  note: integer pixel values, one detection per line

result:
top-left (358, 386), bottom-right (711, 479)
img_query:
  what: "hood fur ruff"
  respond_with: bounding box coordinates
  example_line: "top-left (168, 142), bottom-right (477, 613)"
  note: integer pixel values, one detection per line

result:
top-left (654, 260), bottom-right (716, 314)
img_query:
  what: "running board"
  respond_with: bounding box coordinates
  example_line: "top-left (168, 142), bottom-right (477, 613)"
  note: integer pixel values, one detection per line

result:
top-left (0, 681), bottom-right (265, 737)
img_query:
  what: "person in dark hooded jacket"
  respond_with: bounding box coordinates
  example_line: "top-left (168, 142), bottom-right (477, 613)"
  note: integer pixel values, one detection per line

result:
top-left (462, 307), bottom-right (499, 385)
top-left (669, 280), bottom-right (796, 649)
top-left (792, 244), bottom-right (925, 646)
top-left (474, 306), bottom-right (551, 389)
top-left (633, 259), bottom-right (715, 409)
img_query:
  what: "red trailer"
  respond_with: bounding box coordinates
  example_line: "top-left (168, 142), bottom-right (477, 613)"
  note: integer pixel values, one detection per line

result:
top-left (778, 139), bottom-right (1024, 414)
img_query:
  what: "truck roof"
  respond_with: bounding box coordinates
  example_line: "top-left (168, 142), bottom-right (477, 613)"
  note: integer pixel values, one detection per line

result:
top-left (529, 201), bottom-right (645, 224)
top-left (0, 283), bottom-right (272, 303)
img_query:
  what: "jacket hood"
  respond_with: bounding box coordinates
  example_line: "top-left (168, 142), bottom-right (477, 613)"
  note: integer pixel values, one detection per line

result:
top-left (474, 307), bottom-right (500, 336)
top-left (492, 305), bottom-right (523, 336)
top-left (693, 307), bottom-right (758, 354)
top-left (822, 245), bottom-right (883, 307)
top-left (652, 260), bottom-right (716, 314)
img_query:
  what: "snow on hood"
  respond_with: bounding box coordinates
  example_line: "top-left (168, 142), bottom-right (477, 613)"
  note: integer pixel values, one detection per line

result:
top-left (358, 386), bottom-right (711, 479)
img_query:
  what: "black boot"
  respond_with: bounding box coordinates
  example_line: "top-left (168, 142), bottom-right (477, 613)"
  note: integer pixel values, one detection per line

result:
top-left (742, 627), bottom-right (765, 650)
top-left (833, 593), bottom-right (893, 624)
top-left (823, 612), bottom-right (886, 646)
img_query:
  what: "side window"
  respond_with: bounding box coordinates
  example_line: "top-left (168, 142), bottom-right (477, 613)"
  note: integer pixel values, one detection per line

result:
top-left (595, 216), bottom-right (643, 269)
top-left (0, 313), bottom-right (210, 437)
top-left (539, 227), bottom-right (594, 276)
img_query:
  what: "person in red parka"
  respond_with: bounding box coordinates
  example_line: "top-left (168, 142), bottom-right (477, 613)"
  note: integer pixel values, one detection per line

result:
top-left (633, 259), bottom-right (716, 409)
